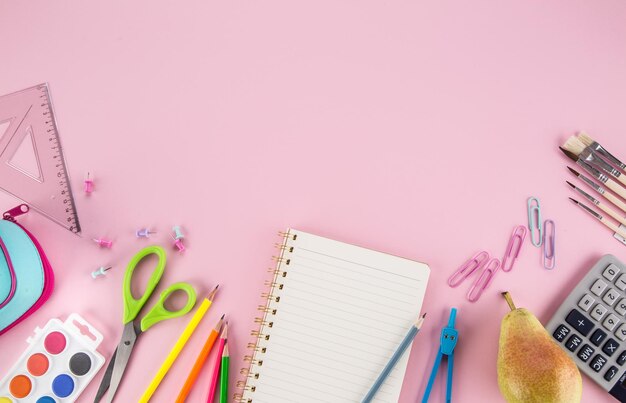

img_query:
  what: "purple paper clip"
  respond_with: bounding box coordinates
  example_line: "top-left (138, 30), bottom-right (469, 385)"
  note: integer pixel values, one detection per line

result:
top-left (543, 220), bottom-right (556, 270)
top-left (467, 258), bottom-right (501, 302)
top-left (501, 225), bottom-right (527, 272)
top-left (448, 251), bottom-right (490, 287)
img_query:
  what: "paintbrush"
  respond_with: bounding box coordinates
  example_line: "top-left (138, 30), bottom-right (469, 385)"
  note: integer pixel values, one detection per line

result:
top-left (569, 198), bottom-right (626, 238)
top-left (578, 132), bottom-right (626, 171)
top-left (561, 136), bottom-right (626, 186)
top-left (560, 149), bottom-right (626, 200)
top-left (567, 167), bottom-right (626, 214)
top-left (567, 181), bottom-right (626, 226)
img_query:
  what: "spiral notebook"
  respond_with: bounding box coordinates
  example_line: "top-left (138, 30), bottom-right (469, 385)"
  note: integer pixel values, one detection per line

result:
top-left (236, 229), bottom-right (430, 403)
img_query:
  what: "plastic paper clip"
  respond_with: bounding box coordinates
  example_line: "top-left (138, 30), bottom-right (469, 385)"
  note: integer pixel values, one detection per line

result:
top-left (93, 237), bottom-right (113, 248)
top-left (136, 228), bottom-right (156, 238)
top-left (527, 197), bottom-right (543, 247)
top-left (91, 266), bottom-right (111, 278)
top-left (466, 258), bottom-right (500, 302)
top-left (171, 225), bottom-right (186, 252)
top-left (501, 225), bottom-right (527, 272)
top-left (543, 220), bottom-right (556, 270)
top-left (447, 251), bottom-right (490, 287)
top-left (84, 172), bottom-right (94, 194)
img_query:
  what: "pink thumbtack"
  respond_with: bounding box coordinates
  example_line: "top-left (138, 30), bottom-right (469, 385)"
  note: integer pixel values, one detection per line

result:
top-left (93, 237), bottom-right (113, 248)
top-left (172, 225), bottom-right (185, 252)
top-left (84, 172), bottom-right (94, 194)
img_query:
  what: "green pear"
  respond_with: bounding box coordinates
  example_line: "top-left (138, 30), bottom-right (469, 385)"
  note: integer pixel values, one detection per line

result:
top-left (498, 292), bottom-right (582, 403)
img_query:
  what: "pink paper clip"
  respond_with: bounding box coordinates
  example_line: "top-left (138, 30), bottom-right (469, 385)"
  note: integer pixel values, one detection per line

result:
top-left (467, 258), bottom-right (501, 302)
top-left (448, 251), bottom-right (490, 287)
top-left (501, 225), bottom-right (527, 272)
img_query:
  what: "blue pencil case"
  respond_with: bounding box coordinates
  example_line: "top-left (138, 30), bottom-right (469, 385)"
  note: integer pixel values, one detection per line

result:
top-left (0, 205), bottom-right (54, 336)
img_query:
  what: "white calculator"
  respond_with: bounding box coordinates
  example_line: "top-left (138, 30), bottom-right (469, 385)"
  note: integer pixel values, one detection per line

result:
top-left (547, 255), bottom-right (626, 402)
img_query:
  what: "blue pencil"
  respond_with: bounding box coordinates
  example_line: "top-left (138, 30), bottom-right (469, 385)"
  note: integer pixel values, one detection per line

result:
top-left (362, 313), bottom-right (427, 403)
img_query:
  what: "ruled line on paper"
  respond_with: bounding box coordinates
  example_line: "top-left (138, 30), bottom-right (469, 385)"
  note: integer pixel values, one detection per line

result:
top-left (266, 342), bottom-right (400, 380)
top-left (266, 356), bottom-right (396, 393)
top-left (279, 293), bottom-right (411, 330)
top-left (260, 372), bottom-right (368, 401)
top-left (269, 333), bottom-right (402, 373)
top-left (293, 262), bottom-right (420, 299)
top-left (277, 307), bottom-right (405, 342)
top-left (285, 280), bottom-right (416, 317)
top-left (271, 325), bottom-right (395, 356)
top-left (297, 247), bottom-right (424, 282)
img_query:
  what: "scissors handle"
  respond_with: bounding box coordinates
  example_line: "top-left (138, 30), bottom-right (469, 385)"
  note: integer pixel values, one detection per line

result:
top-left (140, 282), bottom-right (196, 332)
top-left (123, 246), bottom-right (167, 324)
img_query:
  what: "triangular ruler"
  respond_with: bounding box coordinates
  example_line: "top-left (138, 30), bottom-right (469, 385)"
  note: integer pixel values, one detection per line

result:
top-left (0, 84), bottom-right (81, 233)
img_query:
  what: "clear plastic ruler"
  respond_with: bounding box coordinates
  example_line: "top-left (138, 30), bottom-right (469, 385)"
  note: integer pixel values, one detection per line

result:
top-left (0, 84), bottom-right (80, 234)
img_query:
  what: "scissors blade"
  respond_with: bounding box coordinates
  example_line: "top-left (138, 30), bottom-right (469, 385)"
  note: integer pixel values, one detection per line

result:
top-left (106, 323), bottom-right (141, 403)
top-left (94, 346), bottom-right (118, 403)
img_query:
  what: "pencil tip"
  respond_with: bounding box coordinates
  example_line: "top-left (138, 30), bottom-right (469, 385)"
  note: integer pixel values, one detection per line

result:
top-left (566, 181), bottom-right (575, 188)
top-left (568, 197), bottom-right (578, 204)
top-left (421, 312), bottom-right (427, 318)
top-left (221, 313), bottom-right (225, 319)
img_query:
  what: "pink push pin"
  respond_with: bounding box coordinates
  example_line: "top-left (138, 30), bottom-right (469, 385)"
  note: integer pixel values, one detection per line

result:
top-left (84, 172), bottom-right (94, 194)
top-left (136, 227), bottom-right (156, 238)
top-left (93, 237), bottom-right (113, 248)
top-left (172, 225), bottom-right (185, 252)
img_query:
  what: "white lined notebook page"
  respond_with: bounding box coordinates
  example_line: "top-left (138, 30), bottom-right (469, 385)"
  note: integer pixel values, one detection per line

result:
top-left (243, 229), bottom-right (430, 403)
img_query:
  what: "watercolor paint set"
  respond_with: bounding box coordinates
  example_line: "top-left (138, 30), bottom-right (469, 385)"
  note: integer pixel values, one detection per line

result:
top-left (0, 314), bottom-right (104, 402)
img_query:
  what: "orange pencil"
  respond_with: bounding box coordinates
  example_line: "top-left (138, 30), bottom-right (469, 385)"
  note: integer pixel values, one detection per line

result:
top-left (176, 314), bottom-right (225, 402)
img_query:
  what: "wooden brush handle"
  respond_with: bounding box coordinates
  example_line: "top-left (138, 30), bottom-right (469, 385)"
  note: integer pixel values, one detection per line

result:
top-left (617, 173), bottom-right (626, 188)
top-left (603, 191), bottom-right (626, 215)
top-left (601, 217), bottom-right (626, 238)
top-left (606, 178), bottom-right (626, 200)
top-left (598, 202), bottom-right (626, 227)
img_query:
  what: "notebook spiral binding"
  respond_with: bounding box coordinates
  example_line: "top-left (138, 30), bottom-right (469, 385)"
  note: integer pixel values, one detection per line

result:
top-left (234, 230), bottom-right (296, 402)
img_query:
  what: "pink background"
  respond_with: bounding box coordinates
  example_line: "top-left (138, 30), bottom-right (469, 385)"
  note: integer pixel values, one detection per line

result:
top-left (2, 1), bottom-right (626, 402)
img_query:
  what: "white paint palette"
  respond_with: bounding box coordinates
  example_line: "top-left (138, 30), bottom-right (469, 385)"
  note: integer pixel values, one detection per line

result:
top-left (0, 314), bottom-right (104, 402)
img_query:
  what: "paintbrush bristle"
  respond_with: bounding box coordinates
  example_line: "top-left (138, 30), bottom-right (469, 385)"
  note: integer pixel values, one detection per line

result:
top-left (567, 166), bottom-right (580, 176)
top-left (562, 136), bottom-right (587, 156)
top-left (559, 147), bottom-right (578, 162)
top-left (577, 132), bottom-right (594, 147)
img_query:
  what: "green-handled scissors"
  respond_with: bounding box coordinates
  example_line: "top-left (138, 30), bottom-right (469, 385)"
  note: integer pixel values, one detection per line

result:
top-left (94, 246), bottom-right (196, 403)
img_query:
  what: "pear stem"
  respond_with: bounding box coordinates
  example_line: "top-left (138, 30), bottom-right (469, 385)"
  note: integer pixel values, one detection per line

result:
top-left (501, 291), bottom-right (517, 311)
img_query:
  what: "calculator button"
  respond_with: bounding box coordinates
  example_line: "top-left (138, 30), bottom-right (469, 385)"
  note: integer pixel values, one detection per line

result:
top-left (552, 324), bottom-right (570, 342)
top-left (592, 279), bottom-right (608, 295)
top-left (591, 304), bottom-right (608, 321)
top-left (616, 299), bottom-right (626, 316)
top-left (591, 329), bottom-right (608, 346)
top-left (604, 264), bottom-right (621, 281)
top-left (603, 289), bottom-right (620, 307)
top-left (566, 309), bottom-right (595, 336)
top-left (605, 366), bottom-right (619, 381)
top-left (615, 324), bottom-right (626, 341)
top-left (590, 354), bottom-right (608, 372)
top-left (578, 344), bottom-right (595, 362)
top-left (603, 339), bottom-right (620, 357)
top-left (604, 314), bottom-right (620, 331)
top-left (618, 351), bottom-right (626, 366)
top-left (616, 274), bottom-right (626, 291)
top-left (565, 334), bottom-right (583, 352)
top-left (579, 294), bottom-right (595, 312)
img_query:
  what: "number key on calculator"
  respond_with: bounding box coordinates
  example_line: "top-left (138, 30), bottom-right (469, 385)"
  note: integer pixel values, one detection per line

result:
top-left (547, 255), bottom-right (626, 402)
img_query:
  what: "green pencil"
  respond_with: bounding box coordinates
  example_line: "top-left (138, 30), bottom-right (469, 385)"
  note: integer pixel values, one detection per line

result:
top-left (219, 341), bottom-right (229, 403)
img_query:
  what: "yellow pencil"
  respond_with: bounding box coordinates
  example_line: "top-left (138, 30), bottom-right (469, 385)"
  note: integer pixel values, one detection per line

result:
top-left (139, 285), bottom-right (219, 402)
